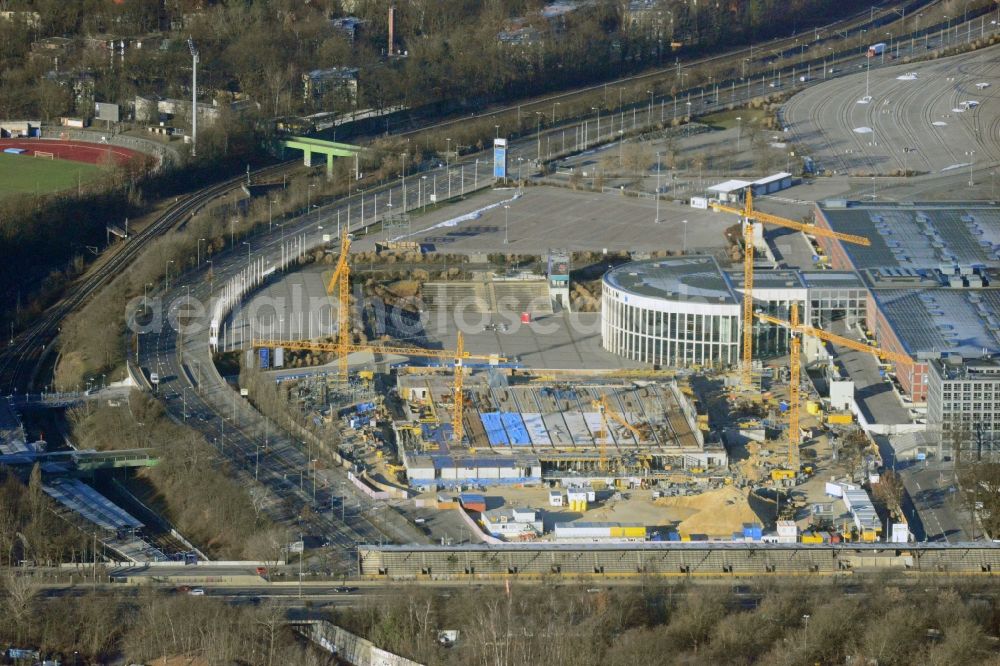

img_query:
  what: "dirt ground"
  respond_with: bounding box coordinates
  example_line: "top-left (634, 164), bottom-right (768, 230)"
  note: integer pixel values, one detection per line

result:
top-left (419, 483), bottom-right (769, 538)
top-left (655, 486), bottom-right (763, 537)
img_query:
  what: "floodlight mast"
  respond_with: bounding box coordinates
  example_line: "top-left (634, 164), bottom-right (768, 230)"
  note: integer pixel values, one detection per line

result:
top-left (187, 38), bottom-right (199, 157)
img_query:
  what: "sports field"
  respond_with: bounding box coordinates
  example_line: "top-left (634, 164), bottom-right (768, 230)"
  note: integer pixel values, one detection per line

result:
top-left (0, 152), bottom-right (107, 198)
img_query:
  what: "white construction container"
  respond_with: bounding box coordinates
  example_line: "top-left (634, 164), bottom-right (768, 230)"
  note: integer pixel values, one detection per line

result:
top-left (891, 523), bottom-right (910, 543)
top-left (776, 520), bottom-right (798, 538)
top-left (408, 466), bottom-right (435, 480)
top-left (554, 523), bottom-right (612, 539)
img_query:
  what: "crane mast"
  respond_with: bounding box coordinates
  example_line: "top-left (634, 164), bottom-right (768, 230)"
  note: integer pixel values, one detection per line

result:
top-left (755, 305), bottom-right (912, 468)
top-left (711, 188), bottom-right (871, 388)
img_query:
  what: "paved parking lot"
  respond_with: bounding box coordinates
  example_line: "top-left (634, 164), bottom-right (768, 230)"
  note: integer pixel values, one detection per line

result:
top-left (385, 185), bottom-right (733, 255)
top-left (784, 45), bottom-right (1000, 176)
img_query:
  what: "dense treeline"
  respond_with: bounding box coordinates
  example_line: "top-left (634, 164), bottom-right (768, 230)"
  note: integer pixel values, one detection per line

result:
top-left (3, 576), bottom-right (998, 664)
top-left (341, 581), bottom-right (1000, 665)
top-left (0, 586), bottom-right (332, 665)
top-left (68, 392), bottom-right (285, 560)
top-left (0, 0), bottom-right (875, 123)
top-left (0, 464), bottom-right (92, 566)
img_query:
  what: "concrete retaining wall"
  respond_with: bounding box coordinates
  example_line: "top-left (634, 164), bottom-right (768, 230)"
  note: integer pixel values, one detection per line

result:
top-left (300, 620), bottom-right (423, 666)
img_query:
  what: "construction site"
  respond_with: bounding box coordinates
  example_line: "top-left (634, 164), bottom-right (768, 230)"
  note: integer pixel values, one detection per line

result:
top-left (392, 372), bottom-right (727, 489)
top-left (226, 172), bottom-right (1000, 549)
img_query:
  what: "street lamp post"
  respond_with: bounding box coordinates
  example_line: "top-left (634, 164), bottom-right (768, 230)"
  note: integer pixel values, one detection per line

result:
top-left (400, 152), bottom-right (407, 213)
top-left (535, 112), bottom-right (543, 162)
top-left (682, 219), bottom-right (688, 253)
top-left (552, 101), bottom-right (560, 123)
top-left (446, 137), bottom-right (451, 168)
top-left (902, 146), bottom-right (915, 176)
top-left (592, 107), bottom-right (601, 144)
top-left (165, 259), bottom-right (174, 290)
top-left (966, 150), bottom-right (976, 187)
top-left (655, 153), bottom-right (661, 224)
top-left (647, 89), bottom-right (654, 123)
top-left (736, 116), bottom-right (743, 153)
top-left (197, 238), bottom-right (205, 267)
top-left (503, 204), bottom-right (510, 245)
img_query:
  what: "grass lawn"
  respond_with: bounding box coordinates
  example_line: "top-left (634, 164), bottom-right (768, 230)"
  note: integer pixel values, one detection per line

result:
top-left (696, 108), bottom-right (768, 130)
top-left (0, 152), bottom-right (107, 198)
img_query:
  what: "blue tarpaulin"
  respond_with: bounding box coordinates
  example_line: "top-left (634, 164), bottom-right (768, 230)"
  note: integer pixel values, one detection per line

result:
top-left (421, 423), bottom-right (452, 448)
top-left (480, 412), bottom-right (508, 446)
top-left (500, 412), bottom-right (531, 445)
top-left (540, 388), bottom-right (578, 401)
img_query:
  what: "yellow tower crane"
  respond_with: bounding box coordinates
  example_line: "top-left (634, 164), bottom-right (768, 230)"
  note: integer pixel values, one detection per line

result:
top-left (755, 306), bottom-right (912, 469)
top-left (592, 394), bottom-right (644, 471)
top-left (276, 233), bottom-right (505, 444)
top-left (324, 234), bottom-right (353, 382)
top-left (710, 189), bottom-right (872, 388)
top-left (256, 333), bottom-right (504, 443)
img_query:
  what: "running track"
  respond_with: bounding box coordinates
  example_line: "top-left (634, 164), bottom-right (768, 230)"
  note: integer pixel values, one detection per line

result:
top-left (0, 138), bottom-right (147, 167)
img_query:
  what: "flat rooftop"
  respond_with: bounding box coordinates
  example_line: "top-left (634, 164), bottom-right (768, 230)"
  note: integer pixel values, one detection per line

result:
top-left (604, 259), bottom-right (865, 306)
top-left (872, 288), bottom-right (1000, 357)
top-left (931, 355), bottom-right (1000, 381)
top-left (727, 269), bottom-right (804, 292)
top-left (799, 271), bottom-right (868, 290)
top-left (817, 202), bottom-right (1000, 272)
top-left (604, 256), bottom-right (736, 304)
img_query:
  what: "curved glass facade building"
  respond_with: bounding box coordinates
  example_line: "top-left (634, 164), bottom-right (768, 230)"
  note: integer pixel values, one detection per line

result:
top-left (602, 257), bottom-right (741, 368)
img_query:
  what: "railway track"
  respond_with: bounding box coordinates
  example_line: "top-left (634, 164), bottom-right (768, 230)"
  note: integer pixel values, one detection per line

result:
top-left (0, 161), bottom-right (294, 396)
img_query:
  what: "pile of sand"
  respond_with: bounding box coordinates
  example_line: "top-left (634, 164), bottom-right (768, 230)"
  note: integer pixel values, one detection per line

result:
top-left (655, 486), bottom-right (763, 537)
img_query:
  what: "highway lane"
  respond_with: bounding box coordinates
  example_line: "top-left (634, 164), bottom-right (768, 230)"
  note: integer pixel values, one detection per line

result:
top-left (0, 161), bottom-right (294, 397)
